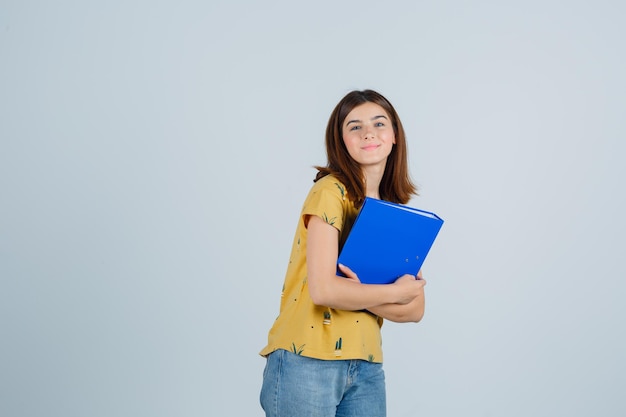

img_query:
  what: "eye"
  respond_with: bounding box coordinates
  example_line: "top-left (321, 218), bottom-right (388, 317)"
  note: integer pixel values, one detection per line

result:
top-left (349, 125), bottom-right (361, 131)
top-left (375, 122), bottom-right (385, 127)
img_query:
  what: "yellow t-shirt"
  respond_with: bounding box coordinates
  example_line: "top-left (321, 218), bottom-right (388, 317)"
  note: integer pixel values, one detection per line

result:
top-left (259, 175), bottom-right (384, 363)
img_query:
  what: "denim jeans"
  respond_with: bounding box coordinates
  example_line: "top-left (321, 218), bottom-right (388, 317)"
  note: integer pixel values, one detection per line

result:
top-left (260, 349), bottom-right (386, 417)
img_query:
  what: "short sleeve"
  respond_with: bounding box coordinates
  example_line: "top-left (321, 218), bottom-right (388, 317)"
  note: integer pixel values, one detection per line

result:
top-left (301, 177), bottom-right (348, 232)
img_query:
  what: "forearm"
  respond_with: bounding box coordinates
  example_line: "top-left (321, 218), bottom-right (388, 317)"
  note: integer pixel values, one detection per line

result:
top-left (368, 291), bottom-right (425, 323)
top-left (308, 275), bottom-right (404, 311)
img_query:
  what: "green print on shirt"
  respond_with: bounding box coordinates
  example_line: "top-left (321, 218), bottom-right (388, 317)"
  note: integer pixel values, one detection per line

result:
top-left (322, 213), bottom-right (336, 225)
top-left (291, 343), bottom-right (305, 355)
top-left (323, 311), bottom-right (331, 325)
top-left (334, 337), bottom-right (343, 357)
top-left (368, 354), bottom-right (375, 362)
top-left (334, 182), bottom-right (346, 200)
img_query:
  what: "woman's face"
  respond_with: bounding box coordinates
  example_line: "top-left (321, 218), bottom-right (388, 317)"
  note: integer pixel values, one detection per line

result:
top-left (341, 102), bottom-right (396, 170)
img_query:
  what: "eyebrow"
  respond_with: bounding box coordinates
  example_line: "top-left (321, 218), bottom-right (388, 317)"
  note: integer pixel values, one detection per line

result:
top-left (345, 115), bottom-right (389, 126)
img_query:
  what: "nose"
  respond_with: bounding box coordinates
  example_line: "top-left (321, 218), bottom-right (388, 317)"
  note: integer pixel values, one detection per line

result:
top-left (363, 125), bottom-right (375, 140)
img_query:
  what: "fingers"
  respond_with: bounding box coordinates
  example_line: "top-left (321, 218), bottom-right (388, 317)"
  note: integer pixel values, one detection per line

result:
top-left (393, 274), bottom-right (426, 303)
top-left (396, 274), bottom-right (418, 283)
top-left (338, 264), bottom-right (361, 283)
top-left (338, 263), bottom-right (352, 274)
top-left (404, 271), bottom-right (426, 285)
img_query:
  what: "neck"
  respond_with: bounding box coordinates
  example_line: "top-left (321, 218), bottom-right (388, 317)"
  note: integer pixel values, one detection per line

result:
top-left (362, 166), bottom-right (385, 199)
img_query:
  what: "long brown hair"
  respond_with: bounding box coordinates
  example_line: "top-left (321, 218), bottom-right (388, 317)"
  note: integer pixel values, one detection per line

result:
top-left (315, 89), bottom-right (417, 206)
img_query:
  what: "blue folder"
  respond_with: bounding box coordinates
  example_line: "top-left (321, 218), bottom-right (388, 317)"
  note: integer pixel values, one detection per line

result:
top-left (337, 197), bottom-right (444, 284)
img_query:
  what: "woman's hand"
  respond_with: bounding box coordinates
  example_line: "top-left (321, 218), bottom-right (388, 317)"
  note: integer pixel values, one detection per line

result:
top-left (367, 270), bottom-right (426, 322)
top-left (392, 274), bottom-right (426, 305)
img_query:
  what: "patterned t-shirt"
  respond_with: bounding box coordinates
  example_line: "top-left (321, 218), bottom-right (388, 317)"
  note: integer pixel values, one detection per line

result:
top-left (259, 175), bottom-right (384, 363)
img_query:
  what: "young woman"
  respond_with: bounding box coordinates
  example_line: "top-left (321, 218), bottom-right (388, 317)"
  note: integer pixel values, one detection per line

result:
top-left (259, 90), bottom-right (426, 417)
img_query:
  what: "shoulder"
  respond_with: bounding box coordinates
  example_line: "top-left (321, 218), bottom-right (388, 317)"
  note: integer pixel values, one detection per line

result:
top-left (309, 175), bottom-right (348, 201)
top-left (302, 175), bottom-right (351, 231)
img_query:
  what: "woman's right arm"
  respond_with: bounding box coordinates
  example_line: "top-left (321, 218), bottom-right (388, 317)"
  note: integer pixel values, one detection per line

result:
top-left (306, 214), bottom-right (422, 310)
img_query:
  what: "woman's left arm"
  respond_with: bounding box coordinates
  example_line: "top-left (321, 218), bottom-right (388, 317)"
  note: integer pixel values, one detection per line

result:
top-left (367, 288), bottom-right (425, 323)
top-left (339, 264), bottom-right (426, 323)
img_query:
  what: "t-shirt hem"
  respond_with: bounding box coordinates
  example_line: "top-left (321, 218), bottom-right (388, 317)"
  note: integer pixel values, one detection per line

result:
top-left (259, 347), bottom-right (384, 363)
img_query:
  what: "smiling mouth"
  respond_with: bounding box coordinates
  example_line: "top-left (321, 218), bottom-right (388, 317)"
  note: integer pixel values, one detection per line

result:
top-left (362, 145), bottom-right (379, 151)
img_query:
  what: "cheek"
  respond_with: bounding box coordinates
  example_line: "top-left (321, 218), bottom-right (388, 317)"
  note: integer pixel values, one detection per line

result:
top-left (343, 139), bottom-right (360, 157)
top-left (343, 134), bottom-right (358, 148)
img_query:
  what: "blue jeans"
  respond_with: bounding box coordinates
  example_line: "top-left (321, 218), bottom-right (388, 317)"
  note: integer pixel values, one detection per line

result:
top-left (260, 349), bottom-right (386, 417)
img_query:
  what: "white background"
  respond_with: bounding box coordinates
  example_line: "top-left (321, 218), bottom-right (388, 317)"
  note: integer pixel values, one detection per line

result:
top-left (1, 1), bottom-right (625, 416)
